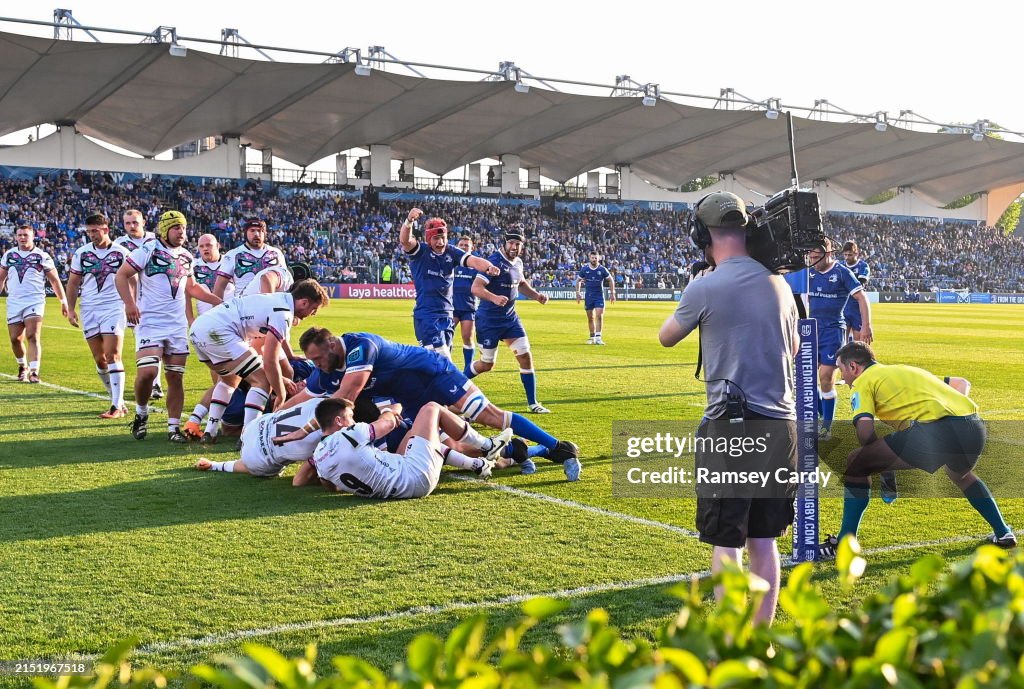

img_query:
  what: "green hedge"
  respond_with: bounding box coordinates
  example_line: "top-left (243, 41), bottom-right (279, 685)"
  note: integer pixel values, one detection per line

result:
top-left (35, 539), bottom-right (1024, 688)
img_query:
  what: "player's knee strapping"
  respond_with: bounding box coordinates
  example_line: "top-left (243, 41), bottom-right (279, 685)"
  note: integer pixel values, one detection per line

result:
top-left (164, 364), bottom-right (186, 376)
top-left (509, 336), bottom-right (531, 356)
top-left (137, 355), bottom-right (160, 370)
top-left (459, 391), bottom-right (491, 423)
top-left (217, 353), bottom-right (262, 378)
top-left (478, 347), bottom-right (498, 364)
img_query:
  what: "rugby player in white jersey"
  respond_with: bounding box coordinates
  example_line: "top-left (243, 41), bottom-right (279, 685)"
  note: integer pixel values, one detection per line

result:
top-left (0, 225), bottom-right (69, 382)
top-left (212, 218), bottom-right (289, 299)
top-left (182, 233), bottom-right (225, 435)
top-left (65, 213), bottom-right (131, 417)
top-left (115, 211), bottom-right (221, 442)
top-left (188, 279), bottom-right (330, 442)
top-left (113, 209), bottom-right (165, 400)
top-left (292, 399), bottom-right (510, 498)
top-left (194, 396), bottom-right (326, 477)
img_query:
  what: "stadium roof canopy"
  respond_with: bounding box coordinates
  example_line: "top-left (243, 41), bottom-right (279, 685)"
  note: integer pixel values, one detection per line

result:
top-left (1, 29), bottom-right (1022, 206)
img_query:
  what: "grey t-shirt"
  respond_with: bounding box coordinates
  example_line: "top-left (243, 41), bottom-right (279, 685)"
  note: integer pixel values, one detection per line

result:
top-left (673, 256), bottom-right (797, 420)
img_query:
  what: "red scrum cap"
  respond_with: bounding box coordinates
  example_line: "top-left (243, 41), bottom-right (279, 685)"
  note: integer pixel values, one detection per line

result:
top-left (423, 217), bottom-right (448, 242)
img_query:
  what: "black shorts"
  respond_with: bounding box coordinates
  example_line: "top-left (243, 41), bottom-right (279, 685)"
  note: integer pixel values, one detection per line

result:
top-left (694, 413), bottom-right (798, 548)
top-left (883, 414), bottom-right (986, 474)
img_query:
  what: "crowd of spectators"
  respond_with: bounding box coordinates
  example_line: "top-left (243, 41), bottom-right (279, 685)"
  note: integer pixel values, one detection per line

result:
top-left (1, 171), bottom-right (1022, 293)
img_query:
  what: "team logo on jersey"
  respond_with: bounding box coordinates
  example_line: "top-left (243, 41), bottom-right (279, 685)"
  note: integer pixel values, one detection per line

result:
top-left (829, 274), bottom-right (838, 283)
top-left (234, 251), bottom-right (279, 278)
top-left (145, 248), bottom-right (191, 297)
top-left (80, 251), bottom-right (124, 291)
top-left (346, 346), bottom-right (364, 364)
top-left (6, 252), bottom-right (43, 281)
top-left (194, 264), bottom-right (217, 289)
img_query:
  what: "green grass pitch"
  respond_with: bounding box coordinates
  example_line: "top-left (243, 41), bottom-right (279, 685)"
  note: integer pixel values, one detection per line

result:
top-left (0, 298), bottom-right (1021, 678)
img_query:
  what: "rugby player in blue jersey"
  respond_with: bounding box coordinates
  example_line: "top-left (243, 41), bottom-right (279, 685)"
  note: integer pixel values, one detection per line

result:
top-left (840, 241), bottom-right (871, 344)
top-left (399, 208), bottom-right (498, 358)
top-left (576, 251), bottom-right (615, 344)
top-left (807, 240), bottom-right (873, 440)
top-left (453, 235), bottom-right (480, 370)
top-left (275, 326), bottom-right (582, 481)
top-left (465, 228), bottom-right (551, 414)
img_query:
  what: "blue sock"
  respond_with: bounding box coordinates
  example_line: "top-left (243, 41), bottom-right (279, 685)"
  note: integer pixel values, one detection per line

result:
top-left (963, 479), bottom-right (1011, 537)
top-left (528, 444), bottom-right (550, 458)
top-left (520, 369), bottom-right (537, 406)
top-left (462, 346), bottom-right (475, 371)
top-left (839, 480), bottom-right (870, 539)
top-left (820, 390), bottom-right (837, 431)
top-left (510, 413), bottom-right (557, 449)
top-left (464, 360), bottom-right (477, 380)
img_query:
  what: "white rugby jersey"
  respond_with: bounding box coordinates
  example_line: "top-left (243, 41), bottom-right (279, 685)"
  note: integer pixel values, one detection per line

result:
top-left (217, 244), bottom-right (287, 296)
top-left (253, 397), bottom-right (325, 465)
top-left (203, 291), bottom-right (294, 342)
top-left (125, 241), bottom-right (194, 326)
top-left (311, 423), bottom-right (419, 499)
top-left (1, 247), bottom-right (55, 302)
top-left (192, 256), bottom-right (227, 316)
top-left (113, 231), bottom-right (155, 253)
top-left (70, 242), bottom-right (129, 309)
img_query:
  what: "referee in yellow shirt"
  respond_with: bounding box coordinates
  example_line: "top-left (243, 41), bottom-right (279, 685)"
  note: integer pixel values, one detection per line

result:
top-left (820, 341), bottom-right (1014, 554)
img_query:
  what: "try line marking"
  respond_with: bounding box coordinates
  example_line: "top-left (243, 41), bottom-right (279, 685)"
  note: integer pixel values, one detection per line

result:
top-left (135, 528), bottom-right (1010, 655)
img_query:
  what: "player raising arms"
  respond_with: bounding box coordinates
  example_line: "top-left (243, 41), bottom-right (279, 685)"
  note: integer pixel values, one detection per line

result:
top-left (292, 399), bottom-right (505, 498)
top-left (576, 251), bottom-right (615, 344)
top-left (116, 211), bottom-right (220, 442)
top-left (466, 228), bottom-right (551, 414)
top-left (0, 225), bottom-right (68, 383)
top-left (453, 234), bottom-right (481, 371)
top-left (398, 208), bottom-right (498, 357)
top-left (188, 280), bottom-right (330, 442)
top-left (807, 240), bottom-right (872, 440)
top-left (65, 213), bottom-right (131, 417)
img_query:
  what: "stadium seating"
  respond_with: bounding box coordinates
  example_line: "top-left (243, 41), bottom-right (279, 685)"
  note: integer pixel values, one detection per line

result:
top-left (0, 173), bottom-right (1021, 292)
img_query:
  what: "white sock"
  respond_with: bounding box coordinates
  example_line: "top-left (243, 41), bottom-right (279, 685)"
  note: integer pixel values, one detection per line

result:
top-left (97, 366), bottom-right (111, 394)
top-left (243, 387), bottom-right (271, 426)
top-left (135, 404), bottom-right (149, 416)
top-left (167, 417), bottom-right (180, 433)
top-left (211, 461), bottom-right (235, 473)
top-left (15, 357), bottom-right (26, 366)
top-left (188, 404), bottom-right (209, 426)
top-left (453, 419), bottom-right (490, 452)
top-left (442, 447), bottom-right (484, 471)
top-left (109, 365), bottom-right (125, 407)
top-left (205, 381), bottom-right (236, 434)
top-left (28, 360), bottom-right (39, 372)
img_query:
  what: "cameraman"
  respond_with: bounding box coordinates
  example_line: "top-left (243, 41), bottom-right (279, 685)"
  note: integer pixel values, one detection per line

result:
top-left (658, 192), bottom-right (798, 626)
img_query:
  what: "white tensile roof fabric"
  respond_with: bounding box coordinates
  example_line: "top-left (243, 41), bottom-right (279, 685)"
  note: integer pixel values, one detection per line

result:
top-left (1, 29), bottom-right (1021, 206)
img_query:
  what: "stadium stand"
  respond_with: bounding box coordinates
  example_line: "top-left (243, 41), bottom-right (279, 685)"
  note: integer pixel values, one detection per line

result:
top-left (1, 173), bottom-right (1022, 292)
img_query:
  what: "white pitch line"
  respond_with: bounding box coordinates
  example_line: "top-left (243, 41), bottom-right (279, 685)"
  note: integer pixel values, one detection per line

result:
top-left (0, 372), bottom-right (163, 411)
top-left (449, 474), bottom-right (700, 538)
top-left (134, 528), bottom-right (1011, 656)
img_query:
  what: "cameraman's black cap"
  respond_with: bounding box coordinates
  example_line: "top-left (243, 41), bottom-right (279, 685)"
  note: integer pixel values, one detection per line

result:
top-left (696, 192), bottom-right (748, 229)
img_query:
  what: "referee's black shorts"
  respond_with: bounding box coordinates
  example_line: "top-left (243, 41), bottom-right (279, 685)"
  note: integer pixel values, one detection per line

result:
top-left (883, 414), bottom-right (986, 475)
top-left (695, 412), bottom-right (798, 549)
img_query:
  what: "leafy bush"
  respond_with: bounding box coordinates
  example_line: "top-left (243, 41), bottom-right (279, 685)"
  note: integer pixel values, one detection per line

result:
top-left (34, 539), bottom-right (1024, 688)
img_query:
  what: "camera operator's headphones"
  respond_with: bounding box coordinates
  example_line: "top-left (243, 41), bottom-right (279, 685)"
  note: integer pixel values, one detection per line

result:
top-left (688, 194), bottom-right (714, 250)
top-left (688, 192), bottom-right (748, 251)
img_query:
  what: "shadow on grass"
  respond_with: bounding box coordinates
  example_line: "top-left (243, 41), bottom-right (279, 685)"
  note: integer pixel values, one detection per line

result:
top-left (0, 466), bottom-right (383, 543)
